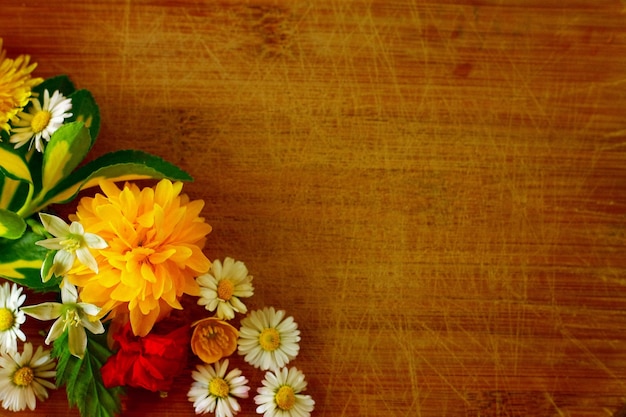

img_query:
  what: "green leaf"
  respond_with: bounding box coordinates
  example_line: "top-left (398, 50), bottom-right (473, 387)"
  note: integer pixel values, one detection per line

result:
top-left (0, 146), bottom-right (32, 184)
top-left (67, 89), bottom-right (100, 143)
top-left (40, 150), bottom-right (193, 207)
top-left (0, 176), bottom-right (27, 213)
top-left (0, 209), bottom-right (26, 239)
top-left (40, 121), bottom-right (91, 193)
top-left (53, 330), bottom-right (124, 417)
top-left (0, 228), bottom-right (59, 290)
top-left (40, 249), bottom-right (57, 283)
top-left (32, 75), bottom-right (76, 98)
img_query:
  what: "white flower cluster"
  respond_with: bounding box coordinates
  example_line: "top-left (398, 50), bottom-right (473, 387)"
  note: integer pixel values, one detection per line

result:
top-left (0, 213), bottom-right (108, 412)
top-left (0, 283), bottom-right (55, 412)
top-left (189, 258), bottom-right (315, 417)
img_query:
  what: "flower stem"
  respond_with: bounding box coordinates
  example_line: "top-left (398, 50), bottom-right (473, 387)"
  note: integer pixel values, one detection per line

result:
top-left (15, 183), bottom-right (35, 218)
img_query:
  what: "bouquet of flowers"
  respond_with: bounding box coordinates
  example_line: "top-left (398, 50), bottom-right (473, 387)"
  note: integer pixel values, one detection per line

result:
top-left (0, 39), bottom-right (314, 417)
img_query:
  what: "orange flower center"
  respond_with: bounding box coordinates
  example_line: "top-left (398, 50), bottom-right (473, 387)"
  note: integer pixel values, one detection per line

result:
top-left (13, 367), bottom-right (34, 387)
top-left (31, 110), bottom-right (51, 133)
top-left (259, 328), bottom-right (281, 351)
top-left (0, 308), bottom-right (15, 331)
top-left (199, 325), bottom-right (230, 353)
top-left (209, 377), bottom-right (230, 398)
top-left (191, 318), bottom-right (238, 363)
top-left (217, 279), bottom-right (234, 301)
top-left (275, 385), bottom-right (296, 410)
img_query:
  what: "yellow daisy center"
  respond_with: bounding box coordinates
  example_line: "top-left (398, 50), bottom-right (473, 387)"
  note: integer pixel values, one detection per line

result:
top-left (0, 308), bottom-right (15, 331)
top-left (209, 377), bottom-right (230, 398)
top-left (13, 367), bottom-right (34, 387)
top-left (217, 279), bottom-right (234, 301)
top-left (275, 385), bottom-right (296, 410)
top-left (259, 328), bottom-right (281, 352)
top-left (31, 110), bottom-right (51, 133)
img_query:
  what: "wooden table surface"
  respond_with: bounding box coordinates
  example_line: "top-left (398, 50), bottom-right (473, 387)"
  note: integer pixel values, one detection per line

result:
top-left (2, 1), bottom-right (626, 416)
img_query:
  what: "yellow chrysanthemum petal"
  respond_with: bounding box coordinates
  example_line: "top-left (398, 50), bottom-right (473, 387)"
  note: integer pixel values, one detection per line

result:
top-left (0, 39), bottom-right (42, 133)
top-left (67, 179), bottom-right (212, 337)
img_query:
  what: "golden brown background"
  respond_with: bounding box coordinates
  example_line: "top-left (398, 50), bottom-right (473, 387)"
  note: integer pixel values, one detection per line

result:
top-left (2, 0), bottom-right (626, 416)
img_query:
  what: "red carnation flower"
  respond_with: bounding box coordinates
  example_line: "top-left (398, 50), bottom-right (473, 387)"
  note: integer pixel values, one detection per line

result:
top-left (101, 322), bottom-right (190, 392)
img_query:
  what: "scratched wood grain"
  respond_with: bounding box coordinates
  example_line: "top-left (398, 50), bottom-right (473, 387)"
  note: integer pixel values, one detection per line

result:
top-left (1, 0), bottom-right (626, 416)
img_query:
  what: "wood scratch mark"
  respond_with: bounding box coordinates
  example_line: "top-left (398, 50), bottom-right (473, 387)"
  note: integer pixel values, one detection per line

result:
top-left (559, 324), bottom-right (626, 390)
top-left (188, 26), bottom-right (228, 76)
top-left (613, 403), bottom-right (626, 417)
top-left (119, 0), bottom-right (132, 103)
top-left (545, 392), bottom-right (567, 417)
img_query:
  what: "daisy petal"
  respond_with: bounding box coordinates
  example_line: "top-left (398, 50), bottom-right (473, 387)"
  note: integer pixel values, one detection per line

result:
top-left (187, 360), bottom-right (249, 416)
top-left (0, 343), bottom-right (56, 411)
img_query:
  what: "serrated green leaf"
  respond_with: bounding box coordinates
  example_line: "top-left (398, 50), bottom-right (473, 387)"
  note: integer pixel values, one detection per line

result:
top-left (67, 89), bottom-right (100, 142)
top-left (0, 208), bottom-right (26, 239)
top-left (32, 75), bottom-right (76, 98)
top-left (0, 228), bottom-right (59, 290)
top-left (53, 335), bottom-right (74, 379)
top-left (41, 122), bottom-right (91, 193)
top-left (53, 330), bottom-right (124, 417)
top-left (39, 149), bottom-right (192, 208)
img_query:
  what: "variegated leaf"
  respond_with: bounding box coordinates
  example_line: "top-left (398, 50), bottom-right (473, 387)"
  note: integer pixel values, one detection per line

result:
top-left (41, 121), bottom-right (91, 193)
top-left (0, 208), bottom-right (26, 239)
top-left (37, 150), bottom-right (193, 208)
top-left (0, 229), bottom-right (58, 290)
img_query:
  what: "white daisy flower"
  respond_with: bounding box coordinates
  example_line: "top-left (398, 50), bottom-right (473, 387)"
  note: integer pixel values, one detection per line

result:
top-left (0, 283), bottom-right (26, 354)
top-left (237, 307), bottom-right (300, 371)
top-left (0, 342), bottom-right (56, 412)
top-left (197, 257), bottom-right (254, 320)
top-left (21, 282), bottom-right (104, 359)
top-left (9, 89), bottom-right (72, 152)
top-left (35, 213), bottom-right (108, 282)
top-left (187, 359), bottom-right (250, 417)
top-left (254, 367), bottom-right (315, 417)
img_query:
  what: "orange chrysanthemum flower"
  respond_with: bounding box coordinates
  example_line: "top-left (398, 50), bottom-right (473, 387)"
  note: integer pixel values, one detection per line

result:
top-left (191, 317), bottom-right (239, 364)
top-left (66, 179), bottom-right (212, 337)
top-left (0, 39), bottom-right (42, 133)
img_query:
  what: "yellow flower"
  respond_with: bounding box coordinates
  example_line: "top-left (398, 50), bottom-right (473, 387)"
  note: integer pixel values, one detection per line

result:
top-left (0, 39), bottom-right (42, 133)
top-left (66, 179), bottom-right (212, 337)
top-left (191, 317), bottom-right (239, 364)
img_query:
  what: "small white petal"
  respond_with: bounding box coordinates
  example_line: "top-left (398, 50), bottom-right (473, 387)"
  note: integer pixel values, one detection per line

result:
top-left (53, 250), bottom-right (75, 276)
top-left (68, 221), bottom-right (85, 235)
top-left (81, 316), bottom-right (105, 335)
top-left (44, 318), bottom-right (66, 345)
top-left (75, 247), bottom-right (99, 273)
top-left (35, 237), bottom-right (64, 250)
top-left (60, 282), bottom-right (78, 304)
top-left (21, 303), bottom-right (63, 321)
top-left (83, 233), bottom-right (108, 249)
top-left (77, 302), bottom-right (100, 317)
top-left (39, 213), bottom-right (70, 238)
top-left (68, 325), bottom-right (87, 359)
